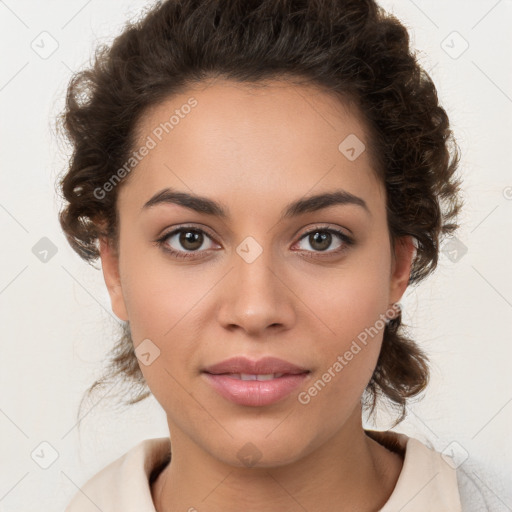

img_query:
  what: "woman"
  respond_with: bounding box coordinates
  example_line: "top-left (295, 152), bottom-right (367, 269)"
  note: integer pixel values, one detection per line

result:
top-left (57, 0), bottom-right (487, 510)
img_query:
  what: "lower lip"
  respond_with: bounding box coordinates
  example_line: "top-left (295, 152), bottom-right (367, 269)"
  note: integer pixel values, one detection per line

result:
top-left (202, 373), bottom-right (310, 406)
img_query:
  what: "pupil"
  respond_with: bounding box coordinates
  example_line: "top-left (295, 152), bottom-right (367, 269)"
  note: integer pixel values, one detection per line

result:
top-left (181, 230), bottom-right (202, 250)
top-left (311, 231), bottom-right (330, 251)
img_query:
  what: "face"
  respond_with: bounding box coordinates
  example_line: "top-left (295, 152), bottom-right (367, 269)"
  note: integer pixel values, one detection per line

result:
top-left (100, 78), bottom-right (413, 468)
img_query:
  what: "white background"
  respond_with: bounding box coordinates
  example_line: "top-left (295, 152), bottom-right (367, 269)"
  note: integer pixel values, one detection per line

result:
top-left (0, 0), bottom-right (511, 510)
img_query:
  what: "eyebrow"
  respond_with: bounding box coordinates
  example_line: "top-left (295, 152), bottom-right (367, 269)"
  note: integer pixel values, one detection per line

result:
top-left (141, 187), bottom-right (370, 219)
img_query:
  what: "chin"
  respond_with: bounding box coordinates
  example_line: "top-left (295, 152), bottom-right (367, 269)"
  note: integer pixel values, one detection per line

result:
top-left (203, 431), bottom-right (316, 470)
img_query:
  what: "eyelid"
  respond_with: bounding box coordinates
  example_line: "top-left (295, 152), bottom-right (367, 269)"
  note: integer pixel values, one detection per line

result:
top-left (296, 223), bottom-right (352, 241)
top-left (156, 223), bottom-right (218, 243)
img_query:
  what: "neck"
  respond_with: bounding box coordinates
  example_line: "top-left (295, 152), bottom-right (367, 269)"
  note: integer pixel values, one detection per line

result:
top-left (152, 409), bottom-right (403, 512)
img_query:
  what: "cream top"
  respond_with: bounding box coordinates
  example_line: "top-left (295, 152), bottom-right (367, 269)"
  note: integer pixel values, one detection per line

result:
top-left (65, 430), bottom-right (477, 511)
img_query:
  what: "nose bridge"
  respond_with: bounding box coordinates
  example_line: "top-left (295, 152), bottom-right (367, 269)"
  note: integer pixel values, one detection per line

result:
top-left (218, 233), bottom-right (293, 333)
top-left (236, 236), bottom-right (278, 296)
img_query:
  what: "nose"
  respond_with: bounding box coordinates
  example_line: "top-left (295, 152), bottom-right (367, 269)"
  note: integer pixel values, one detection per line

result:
top-left (216, 244), bottom-right (296, 337)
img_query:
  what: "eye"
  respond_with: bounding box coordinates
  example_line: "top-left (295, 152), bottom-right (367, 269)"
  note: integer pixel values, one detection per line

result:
top-left (155, 224), bottom-right (354, 260)
top-left (293, 226), bottom-right (354, 257)
top-left (155, 226), bottom-right (218, 259)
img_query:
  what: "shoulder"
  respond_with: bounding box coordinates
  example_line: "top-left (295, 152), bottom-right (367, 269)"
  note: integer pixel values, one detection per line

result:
top-left (65, 437), bottom-right (171, 512)
top-left (368, 430), bottom-right (508, 512)
top-left (368, 430), bottom-right (462, 511)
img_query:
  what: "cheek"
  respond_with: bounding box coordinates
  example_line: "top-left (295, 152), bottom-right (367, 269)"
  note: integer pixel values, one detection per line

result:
top-left (307, 236), bottom-right (392, 345)
top-left (116, 236), bottom-right (205, 394)
top-left (297, 237), bottom-right (392, 400)
top-left (296, 290), bottom-right (388, 433)
top-left (118, 232), bottom-right (204, 340)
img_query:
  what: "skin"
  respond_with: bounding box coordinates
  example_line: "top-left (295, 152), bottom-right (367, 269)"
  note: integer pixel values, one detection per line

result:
top-left (99, 78), bottom-right (415, 512)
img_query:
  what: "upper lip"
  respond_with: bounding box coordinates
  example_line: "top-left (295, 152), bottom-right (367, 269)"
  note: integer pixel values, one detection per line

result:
top-left (202, 356), bottom-right (310, 375)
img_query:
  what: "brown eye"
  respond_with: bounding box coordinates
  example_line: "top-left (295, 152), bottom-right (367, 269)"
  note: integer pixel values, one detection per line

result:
top-left (178, 230), bottom-right (204, 251)
top-left (308, 231), bottom-right (332, 251)
top-left (295, 227), bottom-right (354, 257)
top-left (156, 226), bottom-right (218, 259)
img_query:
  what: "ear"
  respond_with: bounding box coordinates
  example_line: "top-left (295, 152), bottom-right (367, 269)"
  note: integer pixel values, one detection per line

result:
top-left (98, 235), bottom-right (129, 322)
top-left (389, 235), bottom-right (416, 305)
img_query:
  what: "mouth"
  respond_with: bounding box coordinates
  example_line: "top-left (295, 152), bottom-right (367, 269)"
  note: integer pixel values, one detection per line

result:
top-left (202, 355), bottom-right (310, 376)
top-left (206, 372), bottom-right (292, 380)
top-left (201, 356), bottom-right (311, 407)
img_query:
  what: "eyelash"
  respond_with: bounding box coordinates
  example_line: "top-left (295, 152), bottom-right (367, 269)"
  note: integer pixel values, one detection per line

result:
top-left (154, 224), bottom-right (355, 260)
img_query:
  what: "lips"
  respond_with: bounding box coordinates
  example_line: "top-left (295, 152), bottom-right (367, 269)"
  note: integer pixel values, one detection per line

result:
top-left (224, 373), bottom-right (285, 380)
top-left (201, 356), bottom-right (311, 406)
top-left (202, 356), bottom-right (310, 376)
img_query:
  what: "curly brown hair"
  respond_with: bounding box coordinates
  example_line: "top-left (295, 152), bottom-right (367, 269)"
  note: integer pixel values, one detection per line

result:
top-left (56, 0), bottom-right (462, 427)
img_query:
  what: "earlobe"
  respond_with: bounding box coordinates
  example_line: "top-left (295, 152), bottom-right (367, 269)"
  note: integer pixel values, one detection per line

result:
top-left (389, 236), bottom-right (416, 305)
top-left (98, 236), bottom-right (129, 322)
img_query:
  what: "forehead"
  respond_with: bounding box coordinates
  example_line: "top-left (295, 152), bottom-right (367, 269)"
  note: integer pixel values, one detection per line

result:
top-left (119, 78), bottom-right (384, 214)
